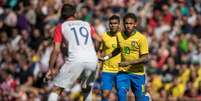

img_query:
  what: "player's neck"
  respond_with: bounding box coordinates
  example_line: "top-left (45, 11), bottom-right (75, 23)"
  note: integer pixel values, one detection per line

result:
top-left (110, 31), bottom-right (117, 36)
top-left (125, 29), bottom-right (136, 37)
top-left (67, 16), bottom-right (76, 21)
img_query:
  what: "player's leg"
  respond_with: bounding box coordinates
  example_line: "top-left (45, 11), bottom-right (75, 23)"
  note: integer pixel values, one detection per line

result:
top-left (50, 62), bottom-right (84, 100)
top-left (101, 72), bottom-right (116, 101)
top-left (129, 74), bottom-right (149, 101)
top-left (81, 62), bottom-right (98, 101)
top-left (116, 72), bottom-right (130, 101)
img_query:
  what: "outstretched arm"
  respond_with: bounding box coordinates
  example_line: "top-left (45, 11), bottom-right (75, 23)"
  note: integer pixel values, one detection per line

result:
top-left (99, 47), bottom-right (121, 61)
top-left (119, 54), bottom-right (149, 67)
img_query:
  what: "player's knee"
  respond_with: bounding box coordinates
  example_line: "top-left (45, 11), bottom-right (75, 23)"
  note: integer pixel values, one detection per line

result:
top-left (118, 87), bottom-right (129, 97)
top-left (52, 86), bottom-right (63, 95)
top-left (102, 90), bottom-right (110, 98)
top-left (117, 87), bottom-right (128, 101)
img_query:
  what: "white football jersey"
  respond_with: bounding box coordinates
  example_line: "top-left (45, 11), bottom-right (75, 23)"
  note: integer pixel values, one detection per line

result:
top-left (60, 20), bottom-right (97, 62)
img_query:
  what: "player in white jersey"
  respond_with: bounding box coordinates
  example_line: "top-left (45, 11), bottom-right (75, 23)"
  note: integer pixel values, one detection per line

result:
top-left (45, 4), bottom-right (100, 101)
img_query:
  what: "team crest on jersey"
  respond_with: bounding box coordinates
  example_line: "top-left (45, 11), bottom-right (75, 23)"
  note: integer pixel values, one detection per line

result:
top-left (131, 41), bottom-right (138, 48)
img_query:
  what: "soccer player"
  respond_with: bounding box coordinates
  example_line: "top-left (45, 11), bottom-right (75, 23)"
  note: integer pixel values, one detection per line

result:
top-left (45, 4), bottom-right (98, 101)
top-left (100, 13), bottom-right (149, 101)
top-left (98, 15), bottom-right (121, 101)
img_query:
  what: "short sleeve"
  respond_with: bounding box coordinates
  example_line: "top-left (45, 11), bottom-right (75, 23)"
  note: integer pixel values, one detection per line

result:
top-left (139, 35), bottom-right (149, 55)
top-left (90, 25), bottom-right (97, 38)
top-left (53, 24), bottom-right (62, 43)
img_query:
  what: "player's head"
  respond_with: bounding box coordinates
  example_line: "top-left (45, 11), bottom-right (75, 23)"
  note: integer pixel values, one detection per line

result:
top-left (109, 15), bottom-right (120, 34)
top-left (61, 4), bottom-right (76, 20)
top-left (123, 13), bottom-right (137, 34)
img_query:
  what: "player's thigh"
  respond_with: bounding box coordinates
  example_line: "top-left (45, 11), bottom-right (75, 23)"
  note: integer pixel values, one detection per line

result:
top-left (79, 62), bottom-right (97, 87)
top-left (84, 61), bottom-right (97, 71)
top-left (116, 72), bottom-right (130, 91)
top-left (101, 72), bottom-right (116, 91)
top-left (53, 62), bottom-right (84, 88)
top-left (129, 74), bottom-right (146, 97)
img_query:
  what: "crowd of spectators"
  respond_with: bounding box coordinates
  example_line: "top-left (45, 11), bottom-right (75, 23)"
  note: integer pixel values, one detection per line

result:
top-left (0, 0), bottom-right (201, 101)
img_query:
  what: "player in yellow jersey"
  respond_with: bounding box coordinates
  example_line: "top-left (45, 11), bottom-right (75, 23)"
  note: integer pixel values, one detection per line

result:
top-left (98, 15), bottom-right (121, 101)
top-left (100, 13), bottom-right (149, 101)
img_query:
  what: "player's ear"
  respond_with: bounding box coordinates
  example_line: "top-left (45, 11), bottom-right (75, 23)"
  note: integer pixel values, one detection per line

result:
top-left (74, 12), bottom-right (78, 18)
top-left (134, 21), bottom-right (138, 27)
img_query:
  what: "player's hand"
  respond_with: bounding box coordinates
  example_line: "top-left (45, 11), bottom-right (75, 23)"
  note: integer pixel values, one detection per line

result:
top-left (44, 68), bottom-right (58, 82)
top-left (98, 56), bottom-right (109, 62)
top-left (119, 62), bottom-right (130, 67)
top-left (98, 57), bottom-right (105, 61)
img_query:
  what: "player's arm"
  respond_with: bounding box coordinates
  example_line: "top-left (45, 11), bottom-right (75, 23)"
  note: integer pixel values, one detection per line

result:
top-left (127, 54), bottom-right (149, 65)
top-left (45, 24), bottom-right (62, 80)
top-left (90, 25), bottom-right (102, 51)
top-left (90, 25), bottom-right (102, 42)
top-left (49, 42), bottom-right (61, 70)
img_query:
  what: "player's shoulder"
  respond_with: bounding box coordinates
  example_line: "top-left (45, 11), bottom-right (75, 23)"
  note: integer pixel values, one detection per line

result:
top-left (63, 20), bottom-right (90, 26)
top-left (135, 31), bottom-right (148, 42)
top-left (102, 32), bottom-right (109, 37)
top-left (136, 31), bottom-right (145, 37)
top-left (102, 31), bottom-right (118, 39)
top-left (100, 32), bottom-right (108, 41)
top-left (55, 23), bottom-right (62, 27)
top-left (54, 23), bottom-right (62, 31)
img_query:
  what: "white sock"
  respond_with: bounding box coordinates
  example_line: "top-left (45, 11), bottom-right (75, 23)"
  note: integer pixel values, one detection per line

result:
top-left (85, 89), bottom-right (93, 101)
top-left (48, 92), bottom-right (59, 101)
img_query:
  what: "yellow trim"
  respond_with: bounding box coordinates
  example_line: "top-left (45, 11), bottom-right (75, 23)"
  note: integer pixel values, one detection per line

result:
top-left (102, 70), bottom-right (118, 73)
top-left (128, 72), bottom-right (145, 75)
top-left (142, 84), bottom-right (145, 93)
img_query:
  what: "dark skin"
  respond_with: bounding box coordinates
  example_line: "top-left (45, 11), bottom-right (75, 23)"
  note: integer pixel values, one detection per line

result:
top-left (98, 18), bottom-right (120, 100)
top-left (109, 19), bottom-right (120, 35)
top-left (99, 18), bottom-right (149, 68)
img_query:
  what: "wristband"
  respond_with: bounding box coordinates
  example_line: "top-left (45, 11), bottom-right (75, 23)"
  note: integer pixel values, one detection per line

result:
top-left (103, 56), bottom-right (109, 60)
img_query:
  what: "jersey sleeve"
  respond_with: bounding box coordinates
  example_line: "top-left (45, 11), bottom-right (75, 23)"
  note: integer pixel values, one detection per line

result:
top-left (53, 24), bottom-right (62, 43)
top-left (90, 25), bottom-right (97, 38)
top-left (139, 35), bottom-right (149, 55)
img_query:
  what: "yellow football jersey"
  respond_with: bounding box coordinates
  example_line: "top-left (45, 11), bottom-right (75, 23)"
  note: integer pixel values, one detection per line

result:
top-left (100, 32), bottom-right (121, 73)
top-left (117, 30), bottom-right (149, 74)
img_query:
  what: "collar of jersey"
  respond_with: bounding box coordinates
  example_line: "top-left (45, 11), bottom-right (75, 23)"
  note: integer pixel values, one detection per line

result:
top-left (123, 29), bottom-right (137, 39)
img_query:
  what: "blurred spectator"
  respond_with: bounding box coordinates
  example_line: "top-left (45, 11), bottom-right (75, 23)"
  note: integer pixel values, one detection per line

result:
top-left (0, 0), bottom-right (200, 101)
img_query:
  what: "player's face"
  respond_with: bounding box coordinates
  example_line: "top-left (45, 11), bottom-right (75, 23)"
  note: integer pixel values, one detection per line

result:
top-left (109, 19), bottom-right (120, 33)
top-left (124, 18), bottom-right (137, 34)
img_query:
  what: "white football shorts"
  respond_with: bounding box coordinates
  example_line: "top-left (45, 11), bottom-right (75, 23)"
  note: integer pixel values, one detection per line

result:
top-left (52, 61), bottom-right (97, 89)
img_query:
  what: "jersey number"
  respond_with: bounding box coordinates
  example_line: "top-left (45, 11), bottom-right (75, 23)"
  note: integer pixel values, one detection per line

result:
top-left (71, 27), bottom-right (89, 45)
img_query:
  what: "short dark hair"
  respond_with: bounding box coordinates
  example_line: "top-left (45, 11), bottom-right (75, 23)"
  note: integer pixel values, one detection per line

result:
top-left (123, 13), bottom-right (137, 22)
top-left (61, 4), bottom-right (76, 19)
top-left (109, 15), bottom-right (120, 22)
